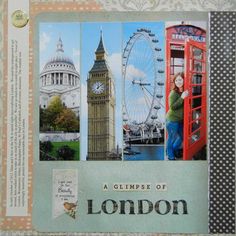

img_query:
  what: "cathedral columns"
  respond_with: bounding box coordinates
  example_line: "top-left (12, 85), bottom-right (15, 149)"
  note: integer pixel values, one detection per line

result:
top-left (41, 72), bottom-right (79, 87)
top-left (63, 73), bottom-right (66, 85)
top-left (66, 74), bottom-right (68, 85)
top-left (50, 74), bottom-right (52, 85)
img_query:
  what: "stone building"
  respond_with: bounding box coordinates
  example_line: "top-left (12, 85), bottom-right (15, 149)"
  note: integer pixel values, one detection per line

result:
top-left (39, 37), bottom-right (80, 116)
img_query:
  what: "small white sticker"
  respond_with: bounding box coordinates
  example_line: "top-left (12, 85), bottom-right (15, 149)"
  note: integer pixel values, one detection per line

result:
top-left (53, 169), bottom-right (78, 219)
top-left (103, 183), bottom-right (109, 191)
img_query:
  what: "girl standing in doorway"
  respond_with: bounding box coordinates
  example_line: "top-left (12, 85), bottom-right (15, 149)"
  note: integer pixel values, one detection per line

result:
top-left (166, 72), bottom-right (188, 160)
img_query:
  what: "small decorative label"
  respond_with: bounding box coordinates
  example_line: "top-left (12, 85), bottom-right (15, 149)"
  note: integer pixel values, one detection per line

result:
top-left (53, 169), bottom-right (78, 219)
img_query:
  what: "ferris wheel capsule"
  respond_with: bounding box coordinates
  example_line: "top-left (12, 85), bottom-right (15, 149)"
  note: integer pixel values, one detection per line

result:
top-left (154, 105), bottom-right (161, 110)
top-left (158, 70), bottom-right (164, 74)
top-left (157, 58), bottom-right (164, 62)
top-left (156, 94), bottom-right (163, 98)
top-left (152, 39), bottom-right (159, 43)
top-left (155, 47), bottom-right (161, 51)
top-left (157, 81), bottom-right (164, 86)
top-left (151, 115), bottom-right (158, 119)
top-left (149, 33), bottom-right (155, 37)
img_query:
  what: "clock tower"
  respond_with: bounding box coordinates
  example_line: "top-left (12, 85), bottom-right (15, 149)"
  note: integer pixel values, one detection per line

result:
top-left (87, 31), bottom-right (117, 160)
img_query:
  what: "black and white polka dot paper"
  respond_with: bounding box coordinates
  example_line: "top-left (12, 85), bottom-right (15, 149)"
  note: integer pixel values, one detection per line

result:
top-left (209, 12), bottom-right (236, 234)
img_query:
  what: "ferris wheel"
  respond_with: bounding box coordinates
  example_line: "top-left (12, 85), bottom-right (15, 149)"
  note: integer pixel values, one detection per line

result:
top-left (123, 28), bottom-right (165, 133)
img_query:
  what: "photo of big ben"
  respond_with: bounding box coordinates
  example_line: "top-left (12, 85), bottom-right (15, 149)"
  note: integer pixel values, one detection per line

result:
top-left (82, 24), bottom-right (122, 161)
top-left (87, 31), bottom-right (117, 160)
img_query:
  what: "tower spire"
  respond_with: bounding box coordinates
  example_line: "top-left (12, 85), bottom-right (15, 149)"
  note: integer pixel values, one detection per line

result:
top-left (100, 26), bottom-right (102, 37)
top-left (56, 37), bottom-right (64, 52)
top-left (95, 28), bottom-right (105, 54)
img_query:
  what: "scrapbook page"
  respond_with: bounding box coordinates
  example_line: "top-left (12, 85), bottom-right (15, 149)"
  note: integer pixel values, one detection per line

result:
top-left (0, 0), bottom-right (235, 234)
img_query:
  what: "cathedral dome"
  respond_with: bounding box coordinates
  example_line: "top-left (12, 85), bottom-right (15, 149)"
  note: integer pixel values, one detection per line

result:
top-left (46, 52), bottom-right (74, 65)
top-left (41, 37), bottom-right (78, 74)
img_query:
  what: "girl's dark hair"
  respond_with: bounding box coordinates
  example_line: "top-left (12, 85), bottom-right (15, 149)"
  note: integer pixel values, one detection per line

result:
top-left (173, 72), bottom-right (184, 93)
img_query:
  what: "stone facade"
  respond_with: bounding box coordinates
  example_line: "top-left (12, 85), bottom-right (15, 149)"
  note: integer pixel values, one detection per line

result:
top-left (40, 132), bottom-right (80, 142)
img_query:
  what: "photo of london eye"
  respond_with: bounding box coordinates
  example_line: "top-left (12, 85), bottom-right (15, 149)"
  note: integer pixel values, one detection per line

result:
top-left (122, 22), bottom-right (165, 161)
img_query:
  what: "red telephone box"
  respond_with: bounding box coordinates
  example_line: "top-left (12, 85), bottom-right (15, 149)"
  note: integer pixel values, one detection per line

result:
top-left (166, 24), bottom-right (207, 160)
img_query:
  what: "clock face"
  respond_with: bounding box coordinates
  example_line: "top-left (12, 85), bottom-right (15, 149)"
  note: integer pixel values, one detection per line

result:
top-left (91, 81), bottom-right (105, 94)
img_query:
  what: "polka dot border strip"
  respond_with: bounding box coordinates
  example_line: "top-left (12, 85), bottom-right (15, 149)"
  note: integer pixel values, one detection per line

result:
top-left (209, 11), bottom-right (236, 234)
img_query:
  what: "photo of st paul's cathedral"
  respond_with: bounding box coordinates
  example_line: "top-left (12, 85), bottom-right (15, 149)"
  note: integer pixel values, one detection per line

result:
top-left (87, 31), bottom-right (121, 161)
top-left (39, 37), bottom-right (80, 117)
